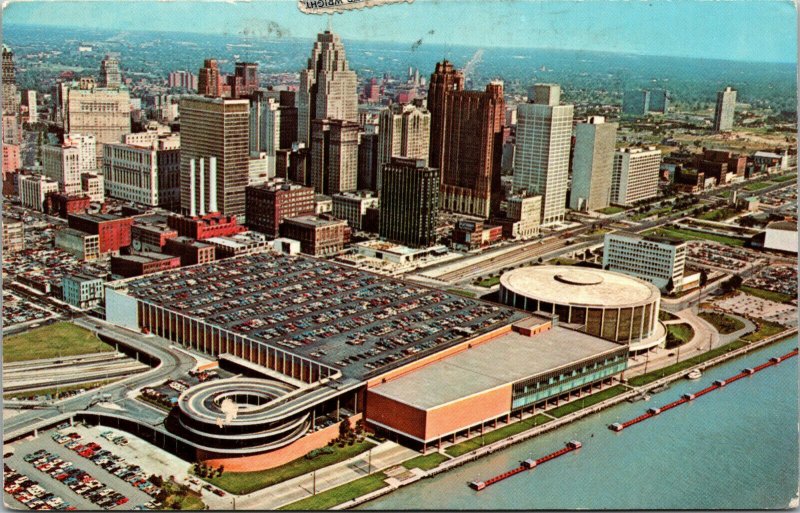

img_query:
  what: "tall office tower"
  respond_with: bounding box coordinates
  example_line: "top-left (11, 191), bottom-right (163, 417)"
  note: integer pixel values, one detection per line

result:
top-left (99, 54), bottom-right (122, 88)
top-left (198, 59), bottom-right (223, 97)
top-left (297, 31), bottom-right (358, 145)
top-left (250, 93), bottom-right (281, 158)
top-left (358, 125), bottom-right (380, 191)
top-left (439, 81), bottom-right (505, 218)
top-left (277, 90), bottom-right (298, 149)
top-left (310, 118), bottom-right (359, 195)
top-left (426, 60), bottom-right (465, 173)
top-left (649, 90), bottom-right (670, 113)
top-left (611, 146), bottom-right (662, 206)
top-left (380, 157), bottom-right (440, 248)
top-left (2, 45), bottom-right (18, 115)
top-left (713, 86), bottom-right (737, 132)
top-left (179, 96), bottom-right (250, 218)
top-left (64, 79), bottom-right (131, 165)
top-left (570, 116), bottom-right (618, 212)
top-left (230, 62), bottom-right (259, 98)
top-left (622, 89), bottom-right (650, 117)
top-left (42, 144), bottom-right (82, 195)
top-left (513, 84), bottom-right (574, 225)
top-left (22, 90), bottom-right (37, 122)
top-left (377, 103), bottom-right (430, 190)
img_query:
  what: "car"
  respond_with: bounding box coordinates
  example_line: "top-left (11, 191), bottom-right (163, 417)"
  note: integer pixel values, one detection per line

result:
top-left (212, 489), bottom-right (226, 497)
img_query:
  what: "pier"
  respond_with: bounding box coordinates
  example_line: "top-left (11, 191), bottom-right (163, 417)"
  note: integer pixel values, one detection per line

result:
top-left (468, 441), bottom-right (582, 490)
top-left (610, 348), bottom-right (798, 432)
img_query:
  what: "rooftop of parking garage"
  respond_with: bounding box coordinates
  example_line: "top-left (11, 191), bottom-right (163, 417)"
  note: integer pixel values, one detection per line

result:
top-left (112, 252), bottom-right (528, 380)
top-left (368, 326), bottom-right (625, 410)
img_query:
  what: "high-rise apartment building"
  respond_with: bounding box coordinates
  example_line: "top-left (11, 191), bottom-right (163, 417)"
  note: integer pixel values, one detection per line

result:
top-left (380, 157), bottom-right (440, 248)
top-left (713, 86), bottom-right (737, 132)
top-left (432, 75), bottom-right (504, 219)
top-left (298, 31), bottom-right (358, 145)
top-left (426, 60), bottom-right (465, 174)
top-left (611, 147), bottom-right (662, 205)
top-left (603, 232), bottom-right (687, 292)
top-left (310, 118), bottom-right (359, 195)
top-left (63, 79), bottom-right (131, 165)
top-left (570, 116), bottom-right (618, 212)
top-left (179, 96), bottom-right (250, 218)
top-left (513, 84), bottom-right (574, 225)
top-left (99, 54), bottom-right (122, 88)
top-left (377, 103), bottom-right (430, 190)
top-left (198, 59), bottom-right (223, 97)
top-left (622, 89), bottom-right (650, 117)
top-left (168, 70), bottom-right (198, 91)
top-left (649, 90), bottom-right (670, 113)
top-left (245, 181), bottom-right (315, 237)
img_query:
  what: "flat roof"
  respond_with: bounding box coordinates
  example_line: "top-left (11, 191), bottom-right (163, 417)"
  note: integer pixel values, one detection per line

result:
top-left (369, 327), bottom-right (623, 410)
top-left (500, 266), bottom-right (660, 308)
top-left (609, 231), bottom-right (685, 247)
top-left (115, 252), bottom-right (528, 380)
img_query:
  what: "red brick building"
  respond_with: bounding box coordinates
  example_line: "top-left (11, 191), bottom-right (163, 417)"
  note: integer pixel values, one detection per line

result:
top-left (245, 182), bottom-right (315, 237)
top-left (68, 213), bottom-right (133, 254)
top-left (279, 215), bottom-right (350, 257)
top-left (696, 148), bottom-right (746, 185)
top-left (166, 212), bottom-right (247, 240)
top-left (46, 193), bottom-right (91, 218)
top-left (111, 252), bottom-right (181, 278)
top-left (164, 236), bottom-right (216, 266)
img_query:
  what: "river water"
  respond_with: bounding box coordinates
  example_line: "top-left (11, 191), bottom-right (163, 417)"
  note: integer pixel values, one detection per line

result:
top-left (361, 336), bottom-right (799, 510)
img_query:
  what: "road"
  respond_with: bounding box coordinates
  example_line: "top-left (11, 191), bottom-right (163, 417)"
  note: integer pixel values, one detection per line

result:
top-left (3, 317), bottom-right (197, 437)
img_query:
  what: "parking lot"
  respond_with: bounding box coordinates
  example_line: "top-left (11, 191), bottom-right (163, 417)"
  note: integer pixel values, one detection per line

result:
top-left (5, 426), bottom-right (157, 510)
top-left (685, 240), bottom-right (766, 273)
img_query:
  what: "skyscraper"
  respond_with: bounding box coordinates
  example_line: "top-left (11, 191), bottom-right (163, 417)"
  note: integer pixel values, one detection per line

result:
top-left (713, 86), bottom-right (737, 132)
top-left (426, 60), bottom-right (465, 173)
top-left (198, 59), bottom-right (223, 97)
top-left (439, 80), bottom-right (505, 218)
top-left (570, 116), bottom-right (618, 212)
top-left (513, 84), bottom-right (574, 225)
top-left (64, 78), bottom-right (131, 166)
top-left (230, 62), bottom-right (259, 99)
top-left (99, 54), bottom-right (121, 88)
top-left (298, 31), bottom-right (358, 145)
top-left (622, 89), bottom-right (650, 117)
top-left (377, 103), bottom-right (430, 190)
top-left (380, 157), bottom-right (440, 248)
top-left (310, 118), bottom-right (359, 195)
top-left (2, 45), bottom-right (17, 115)
top-left (649, 90), bottom-right (670, 113)
top-left (611, 146), bottom-right (662, 206)
top-left (179, 96), bottom-right (250, 218)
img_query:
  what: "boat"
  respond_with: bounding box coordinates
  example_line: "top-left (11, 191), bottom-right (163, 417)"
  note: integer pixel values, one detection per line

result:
top-left (686, 369), bottom-right (702, 380)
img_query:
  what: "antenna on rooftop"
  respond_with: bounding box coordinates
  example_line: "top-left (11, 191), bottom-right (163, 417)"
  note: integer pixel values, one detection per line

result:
top-left (327, 14), bottom-right (333, 33)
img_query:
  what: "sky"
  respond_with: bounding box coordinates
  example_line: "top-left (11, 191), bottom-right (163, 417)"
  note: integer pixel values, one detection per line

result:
top-left (2, 0), bottom-right (797, 63)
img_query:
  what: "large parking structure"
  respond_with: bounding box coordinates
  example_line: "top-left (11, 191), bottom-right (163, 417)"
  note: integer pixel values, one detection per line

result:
top-left (106, 252), bottom-right (527, 382)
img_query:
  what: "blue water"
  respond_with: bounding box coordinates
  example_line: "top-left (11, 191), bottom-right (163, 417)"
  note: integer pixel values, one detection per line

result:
top-left (361, 336), bottom-right (799, 510)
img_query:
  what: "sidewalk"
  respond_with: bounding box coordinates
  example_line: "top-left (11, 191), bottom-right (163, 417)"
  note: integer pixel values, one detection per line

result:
top-left (233, 441), bottom-right (417, 510)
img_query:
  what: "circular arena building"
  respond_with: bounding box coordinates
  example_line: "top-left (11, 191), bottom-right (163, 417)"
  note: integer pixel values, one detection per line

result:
top-left (499, 266), bottom-right (666, 352)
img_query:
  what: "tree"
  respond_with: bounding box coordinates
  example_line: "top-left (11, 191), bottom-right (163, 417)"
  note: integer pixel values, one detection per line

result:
top-left (699, 269), bottom-right (708, 289)
top-left (665, 277), bottom-right (675, 295)
top-left (150, 474), bottom-right (164, 487)
top-left (338, 418), bottom-right (352, 439)
top-left (217, 465), bottom-right (224, 477)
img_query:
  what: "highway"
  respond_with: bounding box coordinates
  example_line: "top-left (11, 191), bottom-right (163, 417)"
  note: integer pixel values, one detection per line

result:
top-left (3, 317), bottom-right (197, 437)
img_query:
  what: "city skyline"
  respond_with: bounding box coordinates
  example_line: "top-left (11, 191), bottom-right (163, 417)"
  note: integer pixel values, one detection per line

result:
top-left (3, 0), bottom-right (797, 64)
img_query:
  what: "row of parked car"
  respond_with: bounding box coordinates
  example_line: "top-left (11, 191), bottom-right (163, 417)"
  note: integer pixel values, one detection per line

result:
top-left (59, 430), bottom-right (161, 498)
top-left (23, 449), bottom-right (128, 510)
top-left (4, 463), bottom-right (76, 511)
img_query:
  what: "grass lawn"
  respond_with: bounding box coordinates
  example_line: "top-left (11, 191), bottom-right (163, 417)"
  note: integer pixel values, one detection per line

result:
top-left (278, 472), bottom-right (388, 510)
top-left (598, 206), bottom-right (626, 215)
top-left (739, 286), bottom-right (795, 304)
top-left (744, 181), bottom-right (770, 191)
top-left (401, 453), bottom-right (449, 471)
top-left (4, 379), bottom-right (120, 400)
top-left (658, 311), bottom-right (679, 322)
top-left (645, 227), bottom-right (745, 247)
top-left (200, 441), bottom-right (375, 495)
top-left (445, 414), bottom-right (552, 457)
top-left (698, 207), bottom-right (739, 222)
top-left (547, 257), bottom-right (577, 265)
top-left (631, 207), bottom-right (671, 221)
top-left (446, 288), bottom-right (476, 298)
top-left (770, 174), bottom-right (796, 183)
top-left (741, 321), bottom-right (786, 343)
top-left (161, 479), bottom-right (206, 510)
top-left (628, 339), bottom-right (751, 387)
top-left (665, 323), bottom-right (695, 349)
top-left (476, 276), bottom-right (501, 288)
top-left (3, 322), bottom-right (113, 363)
top-left (547, 385), bottom-right (627, 418)
top-left (698, 312), bottom-right (745, 334)
top-left (718, 190), bottom-right (732, 199)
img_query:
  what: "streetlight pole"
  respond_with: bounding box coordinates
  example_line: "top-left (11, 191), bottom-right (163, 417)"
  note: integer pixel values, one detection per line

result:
top-left (312, 470), bottom-right (316, 495)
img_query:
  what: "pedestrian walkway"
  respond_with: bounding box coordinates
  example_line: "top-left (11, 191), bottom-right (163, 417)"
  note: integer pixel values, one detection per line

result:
top-left (234, 441), bottom-right (417, 510)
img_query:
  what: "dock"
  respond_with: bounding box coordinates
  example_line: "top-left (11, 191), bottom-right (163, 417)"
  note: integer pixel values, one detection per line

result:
top-left (468, 440), bottom-right (582, 491)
